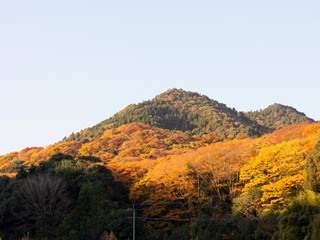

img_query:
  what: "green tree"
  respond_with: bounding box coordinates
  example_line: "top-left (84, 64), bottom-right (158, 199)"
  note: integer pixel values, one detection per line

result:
top-left (305, 139), bottom-right (320, 192)
top-left (277, 190), bottom-right (320, 240)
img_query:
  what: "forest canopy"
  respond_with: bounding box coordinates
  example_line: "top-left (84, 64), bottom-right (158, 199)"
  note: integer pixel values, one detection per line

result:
top-left (0, 89), bottom-right (318, 239)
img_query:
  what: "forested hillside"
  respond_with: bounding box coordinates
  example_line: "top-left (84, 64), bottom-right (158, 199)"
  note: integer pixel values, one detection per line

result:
top-left (65, 89), bottom-right (313, 143)
top-left (244, 103), bottom-right (313, 130)
top-left (0, 89), bottom-right (318, 240)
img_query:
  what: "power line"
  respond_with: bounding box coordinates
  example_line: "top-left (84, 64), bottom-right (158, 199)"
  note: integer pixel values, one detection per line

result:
top-left (131, 217), bottom-right (190, 222)
top-left (128, 213), bottom-right (320, 222)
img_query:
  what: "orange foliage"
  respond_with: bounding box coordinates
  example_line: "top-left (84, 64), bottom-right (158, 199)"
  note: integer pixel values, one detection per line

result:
top-left (17, 147), bottom-right (43, 162)
top-left (255, 122), bottom-right (310, 148)
top-left (1, 120), bottom-right (319, 220)
top-left (41, 141), bottom-right (82, 161)
top-left (0, 147), bottom-right (44, 176)
top-left (130, 138), bottom-right (256, 219)
top-left (79, 123), bottom-right (196, 162)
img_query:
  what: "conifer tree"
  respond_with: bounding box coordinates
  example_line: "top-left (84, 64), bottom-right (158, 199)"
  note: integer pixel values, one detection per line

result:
top-left (305, 139), bottom-right (320, 192)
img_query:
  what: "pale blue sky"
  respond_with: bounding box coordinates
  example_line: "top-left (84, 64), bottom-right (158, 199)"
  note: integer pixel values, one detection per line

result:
top-left (0, 1), bottom-right (319, 155)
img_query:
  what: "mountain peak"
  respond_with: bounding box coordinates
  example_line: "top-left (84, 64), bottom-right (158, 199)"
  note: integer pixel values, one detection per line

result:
top-left (64, 89), bottom-right (313, 143)
top-left (156, 88), bottom-right (205, 101)
top-left (266, 103), bottom-right (293, 109)
top-left (65, 89), bottom-right (265, 142)
top-left (244, 103), bottom-right (314, 130)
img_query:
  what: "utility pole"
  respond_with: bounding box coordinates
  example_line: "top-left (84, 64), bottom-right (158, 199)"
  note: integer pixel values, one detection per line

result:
top-left (132, 203), bottom-right (136, 240)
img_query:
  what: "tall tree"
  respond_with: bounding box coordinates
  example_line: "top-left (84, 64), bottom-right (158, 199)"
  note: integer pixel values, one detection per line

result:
top-left (12, 174), bottom-right (71, 238)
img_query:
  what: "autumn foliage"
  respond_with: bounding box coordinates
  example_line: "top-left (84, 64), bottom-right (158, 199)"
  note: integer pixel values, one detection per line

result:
top-left (1, 121), bottom-right (320, 239)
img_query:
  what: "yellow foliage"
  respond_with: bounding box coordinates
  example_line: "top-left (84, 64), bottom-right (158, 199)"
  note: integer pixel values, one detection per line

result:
top-left (239, 122), bottom-right (320, 214)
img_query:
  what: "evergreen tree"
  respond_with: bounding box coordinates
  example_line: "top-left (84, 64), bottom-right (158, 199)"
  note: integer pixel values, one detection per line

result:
top-left (305, 139), bottom-right (320, 192)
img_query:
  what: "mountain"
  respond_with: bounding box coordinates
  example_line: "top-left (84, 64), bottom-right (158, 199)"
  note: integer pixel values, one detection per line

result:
top-left (65, 89), bottom-right (264, 142)
top-left (0, 88), bottom-right (319, 239)
top-left (243, 103), bottom-right (314, 130)
top-left (65, 88), bottom-right (313, 143)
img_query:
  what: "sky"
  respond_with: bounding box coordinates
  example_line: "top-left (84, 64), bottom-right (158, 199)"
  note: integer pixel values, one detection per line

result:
top-left (0, 1), bottom-right (319, 155)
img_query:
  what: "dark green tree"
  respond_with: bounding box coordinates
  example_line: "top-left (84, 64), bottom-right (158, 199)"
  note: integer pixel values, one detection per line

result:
top-left (277, 190), bottom-right (320, 240)
top-left (305, 139), bottom-right (320, 192)
top-left (0, 154), bottom-right (131, 240)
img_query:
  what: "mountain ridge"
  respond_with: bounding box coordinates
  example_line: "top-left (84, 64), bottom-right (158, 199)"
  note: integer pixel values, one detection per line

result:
top-left (243, 103), bottom-right (313, 130)
top-left (64, 88), bottom-right (314, 143)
